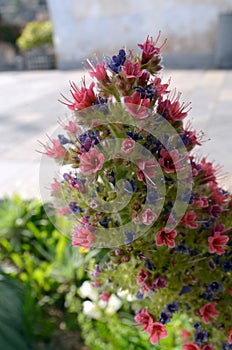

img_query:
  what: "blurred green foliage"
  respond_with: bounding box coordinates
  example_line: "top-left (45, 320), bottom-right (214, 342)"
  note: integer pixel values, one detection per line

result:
top-left (0, 195), bottom-right (190, 349)
top-left (16, 21), bottom-right (53, 51)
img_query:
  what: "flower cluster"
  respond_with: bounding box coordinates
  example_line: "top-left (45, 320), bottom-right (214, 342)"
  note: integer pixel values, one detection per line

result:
top-left (42, 34), bottom-right (232, 349)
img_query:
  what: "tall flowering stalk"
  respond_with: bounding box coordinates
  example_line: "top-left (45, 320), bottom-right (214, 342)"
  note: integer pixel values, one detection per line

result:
top-left (41, 34), bottom-right (232, 349)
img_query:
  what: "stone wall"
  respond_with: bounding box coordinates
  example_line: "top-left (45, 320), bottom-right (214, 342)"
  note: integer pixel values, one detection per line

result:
top-left (47, 0), bottom-right (232, 69)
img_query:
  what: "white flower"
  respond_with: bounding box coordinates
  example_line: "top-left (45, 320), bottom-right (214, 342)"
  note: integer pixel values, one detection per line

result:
top-left (83, 300), bottom-right (102, 320)
top-left (117, 289), bottom-right (137, 302)
top-left (105, 294), bottom-right (122, 315)
top-left (79, 281), bottom-right (98, 302)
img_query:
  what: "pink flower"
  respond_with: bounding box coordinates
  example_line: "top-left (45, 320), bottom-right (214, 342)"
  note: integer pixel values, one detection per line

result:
top-left (60, 80), bottom-right (96, 110)
top-left (182, 211), bottom-right (198, 228)
top-left (79, 148), bottom-right (104, 174)
top-left (159, 148), bottom-right (183, 173)
top-left (152, 275), bottom-right (167, 290)
top-left (202, 344), bottom-right (216, 350)
top-left (51, 178), bottom-right (61, 192)
top-left (72, 226), bottom-right (94, 249)
top-left (137, 268), bottom-right (150, 284)
top-left (228, 327), bottom-right (232, 344)
top-left (64, 120), bottom-right (78, 133)
top-left (200, 158), bottom-right (217, 184)
top-left (142, 208), bottom-right (157, 225)
top-left (87, 59), bottom-right (109, 83)
top-left (156, 228), bottom-right (177, 248)
top-left (193, 195), bottom-right (209, 208)
top-left (43, 139), bottom-right (67, 159)
top-left (181, 329), bottom-right (191, 341)
top-left (200, 302), bottom-right (219, 324)
top-left (208, 231), bottom-right (229, 255)
top-left (121, 137), bottom-right (135, 154)
top-left (100, 293), bottom-right (110, 302)
top-left (57, 207), bottom-right (70, 216)
top-left (153, 76), bottom-right (170, 96)
top-left (157, 92), bottom-right (191, 121)
top-left (147, 322), bottom-right (168, 344)
top-left (138, 33), bottom-right (167, 64)
top-left (134, 308), bottom-right (153, 331)
top-left (137, 158), bottom-right (157, 178)
top-left (124, 92), bottom-right (150, 118)
top-left (140, 281), bottom-right (152, 293)
top-left (182, 342), bottom-right (200, 350)
top-left (122, 59), bottom-right (143, 79)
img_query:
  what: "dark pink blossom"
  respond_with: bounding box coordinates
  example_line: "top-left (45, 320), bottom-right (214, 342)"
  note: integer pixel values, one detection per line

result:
top-left (152, 275), bottom-right (167, 290)
top-left (60, 80), bottom-right (96, 110)
top-left (153, 76), bottom-right (170, 96)
top-left (124, 92), bottom-right (150, 118)
top-left (208, 232), bottom-right (229, 255)
top-left (157, 91), bottom-right (191, 121)
top-left (182, 211), bottom-right (198, 228)
top-left (208, 204), bottom-right (222, 218)
top-left (134, 308), bottom-right (153, 331)
top-left (182, 342), bottom-right (200, 350)
top-left (193, 195), bottom-right (209, 208)
top-left (147, 322), bottom-right (168, 344)
top-left (138, 33), bottom-right (167, 64)
top-left (202, 344), bottom-right (216, 350)
top-left (156, 228), bottom-right (177, 248)
top-left (137, 268), bottom-right (150, 284)
top-left (79, 148), bottom-right (104, 174)
top-left (200, 302), bottom-right (219, 324)
top-left (72, 226), bottom-right (94, 249)
top-left (159, 148), bottom-right (183, 173)
top-left (121, 137), bottom-right (135, 154)
top-left (181, 329), bottom-right (191, 341)
top-left (142, 208), bottom-right (157, 225)
top-left (122, 59), bottom-right (143, 79)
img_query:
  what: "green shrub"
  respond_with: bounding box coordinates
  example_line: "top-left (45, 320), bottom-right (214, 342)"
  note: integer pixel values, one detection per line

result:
top-left (16, 21), bottom-right (53, 51)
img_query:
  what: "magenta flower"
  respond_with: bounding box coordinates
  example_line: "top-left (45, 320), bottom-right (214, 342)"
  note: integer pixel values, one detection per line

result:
top-left (72, 226), bottom-right (94, 249)
top-left (182, 342), bottom-right (200, 350)
top-left (137, 268), bottom-right (150, 284)
top-left (79, 148), bottom-right (104, 174)
top-left (122, 59), bottom-right (143, 79)
top-left (142, 208), bottom-right (157, 225)
top-left (121, 137), bottom-right (135, 154)
top-left (147, 322), bottom-right (168, 344)
top-left (181, 210), bottom-right (198, 228)
top-left (124, 92), bottom-right (150, 118)
top-left (51, 178), bottom-right (61, 192)
top-left (152, 275), bottom-right (167, 290)
top-left (57, 207), bottom-right (70, 216)
top-left (138, 33), bottom-right (167, 64)
top-left (157, 92), bottom-right (191, 121)
top-left (200, 302), bottom-right (219, 324)
top-left (134, 308), bottom-right (153, 331)
top-left (208, 232), bottom-right (229, 255)
top-left (159, 148), bottom-right (183, 173)
top-left (208, 204), bottom-right (222, 218)
top-left (60, 80), bottom-right (96, 110)
top-left (202, 344), bottom-right (216, 350)
top-left (156, 228), bottom-right (177, 248)
top-left (193, 195), bottom-right (209, 208)
top-left (99, 293), bottom-right (110, 302)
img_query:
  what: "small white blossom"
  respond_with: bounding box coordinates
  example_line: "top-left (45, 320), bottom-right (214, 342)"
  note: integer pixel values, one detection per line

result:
top-left (79, 281), bottom-right (98, 301)
top-left (83, 300), bottom-right (102, 320)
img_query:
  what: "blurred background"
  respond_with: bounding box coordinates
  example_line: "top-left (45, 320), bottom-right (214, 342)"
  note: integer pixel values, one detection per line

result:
top-left (0, 1), bottom-right (232, 349)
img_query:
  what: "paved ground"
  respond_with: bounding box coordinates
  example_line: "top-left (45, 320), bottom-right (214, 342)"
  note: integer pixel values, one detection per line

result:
top-left (0, 69), bottom-right (232, 199)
